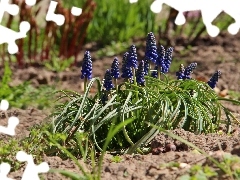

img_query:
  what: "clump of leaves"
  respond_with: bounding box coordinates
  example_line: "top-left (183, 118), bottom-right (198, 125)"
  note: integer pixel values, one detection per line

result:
top-left (50, 32), bottom-right (240, 158)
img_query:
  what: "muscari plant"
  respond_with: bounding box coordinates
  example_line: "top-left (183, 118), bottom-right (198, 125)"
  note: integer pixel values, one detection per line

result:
top-left (50, 32), bottom-right (240, 156)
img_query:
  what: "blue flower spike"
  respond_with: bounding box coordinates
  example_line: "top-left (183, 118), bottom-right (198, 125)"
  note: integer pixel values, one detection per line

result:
top-left (156, 45), bottom-right (165, 67)
top-left (154, 45), bottom-right (173, 79)
top-left (143, 57), bottom-right (149, 75)
top-left (111, 57), bottom-right (120, 91)
top-left (162, 47), bottom-right (174, 73)
top-left (127, 45), bottom-right (138, 69)
top-left (136, 60), bottom-right (145, 86)
top-left (127, 45), bottom-right (138, 84)
top-left (111, 57), bottom-right (120, 79)
top-left (103, 69), bottom-right (114, 91)
top-left (81, 51), bottom-right (92, 80)
top-left (121, 52), bottom-right (133, 81)
top-left (81, 51), bottom-right (92, 92)
top-left (176, 64), bottom-right (185, 80)
top-left (145, 32), bottom-right (158, 64)
top-left (184, 62), bottom-right (197, 79)
top-left (207, 70), bottom-right (221, 89)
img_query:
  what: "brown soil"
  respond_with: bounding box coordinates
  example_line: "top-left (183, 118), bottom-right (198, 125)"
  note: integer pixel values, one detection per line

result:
top-left (1, 31), bottom-right (240, 179)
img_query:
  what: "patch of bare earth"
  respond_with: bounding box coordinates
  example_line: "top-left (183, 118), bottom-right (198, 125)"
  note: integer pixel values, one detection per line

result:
top-left (1, 32), bottom-right (240, 179)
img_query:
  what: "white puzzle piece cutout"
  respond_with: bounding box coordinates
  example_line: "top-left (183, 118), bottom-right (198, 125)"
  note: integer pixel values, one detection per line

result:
top-left (0, 100), bottom-right (9, 111)
top-left (0, 0), bottom-right (19, 22)
top-left (46, 0), bottom-right (65, 26)
top-left (129, 0), bottom-right (138, 3)
top-left (0, 163), bottom-right (14, 180)
top-left (0, 22), bottom-right (30, 54)
top-left (132, 0), bottom-right (240, 37)
top-left (71, 6), bottom-right (82, 16)
top-left (0, 99), bottom-right (19, 136)
top-left (0, 0), bottom-right (31, 54)
top-left (16, 151), bottom-right (49, 180)
top-left (25, 0), bottom-right (37, 6)
top-left (46, 0), bottom-right (82, 25)
top-left (0, 116), bottom-right (19, 136)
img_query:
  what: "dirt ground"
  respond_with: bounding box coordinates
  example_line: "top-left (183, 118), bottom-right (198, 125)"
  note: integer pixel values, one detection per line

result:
top-left (1, 31), bottom-right (240, 179)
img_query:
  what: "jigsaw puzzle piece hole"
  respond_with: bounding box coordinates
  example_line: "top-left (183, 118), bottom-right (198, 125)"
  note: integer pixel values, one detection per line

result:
top-left (37, 162), bottom-right (50, 173)
top-left (228, 23), bottom-right (239, 35)
top-left (150, 0), bottom-right (162, 13)
top-left (175, 12), bottom-right (186, 25)
top-left (16, 151), bottom-right (30, 162)
top-left (0, 100), bottom-right (9, 111)
top-left (0, 163), bottom-right (11, 175)
top-left (8, 43), bottom-right (18, 54)
top-left (19, 21), bottom-right (30, 34)
top-left (206, 25), bottom-right (220, 37)
top-left (25, 0), bottom-right (37, 6)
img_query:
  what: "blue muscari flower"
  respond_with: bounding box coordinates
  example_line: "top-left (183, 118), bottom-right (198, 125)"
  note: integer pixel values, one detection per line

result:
top-left (145, 32), bottom-right (158, 64)
top-left (162, 47), bottom-right (174, 73)
top-left (103, 69), bottom-right (114, 91)
top-left (151, 65), bottom-right (158, 78)
top-left (156, 45), bottom-right (165, 67)
top-left (176, 64), bottom-right (185, 80)
top-left (111, 57), bottom-right (120, 79)
top-left (143, 57), bottom-right (149, 75)
top-left (183, 62), bottom-right (197, 79)
top-left (136, 60), bottom-right (145, 86)
top-left (127, 45), bottom-right (138, 69)
top-left (81, 51), bottom-right (92, 80)
top-left (207, 70), bottom-right (221, 89)
top-left (121, 52), bottom-right (133, 79)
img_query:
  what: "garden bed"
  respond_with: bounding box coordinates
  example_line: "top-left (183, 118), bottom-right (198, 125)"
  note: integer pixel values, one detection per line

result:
top-left (1, 31), bottom-right (240, 179)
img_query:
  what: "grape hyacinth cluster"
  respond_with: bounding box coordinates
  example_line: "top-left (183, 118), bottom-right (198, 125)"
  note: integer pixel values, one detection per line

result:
top-left (79, 32), bottom-right (221, 98)
top-left (150, 45), bottom-right (174, 78)
top-left (103, 69), bottom-right (114, 91)
top-left (127, 45), bottom-right (138, 69)
top-left (176, 63), bottom-right (197, 80)
top-left (162, 47), bottom-right (174, 73)
top-left (156, 45), bottom-right (165, 67)
top-left (207, 70), bottom-right (221, 89)
top-left (121, 52), bottom-right (133, 80)
top-left (145, 32), bottom-right (158, 64)
top-left (111, 57), bottom-right (120, 79)
top-left (80, 51), bottom-right (92, 80)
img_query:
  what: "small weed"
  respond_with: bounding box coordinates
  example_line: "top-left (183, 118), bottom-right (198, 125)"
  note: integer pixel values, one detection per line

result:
top-left (111, 155), bottom-right (122, 163)
top-left (180, 164), bottom-right (217, 180)
top-left (96, 41), bottom-right (129, 58)
top-left (0, 62), bottom-right (56, 109)
top-left (228, 90), bottom-right (240, 101)
top-left (159, 162), bottom-right (180, 169)
top-left (43, 56), bottom-right (74, 73)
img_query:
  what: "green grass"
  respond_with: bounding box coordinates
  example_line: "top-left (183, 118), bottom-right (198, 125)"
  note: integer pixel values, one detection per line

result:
top-left (229, 90), bottom-right (240, 101)
top-left (63, 0), bottom-right (156, 46)
top-left (0, 62), bottom-right (56, 109)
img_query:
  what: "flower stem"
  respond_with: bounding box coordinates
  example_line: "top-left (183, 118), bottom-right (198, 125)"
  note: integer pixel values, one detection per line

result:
top-left (158, 66), bottom-right (161, 80)
top-left (84, 77), bottom-right (87, 93)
